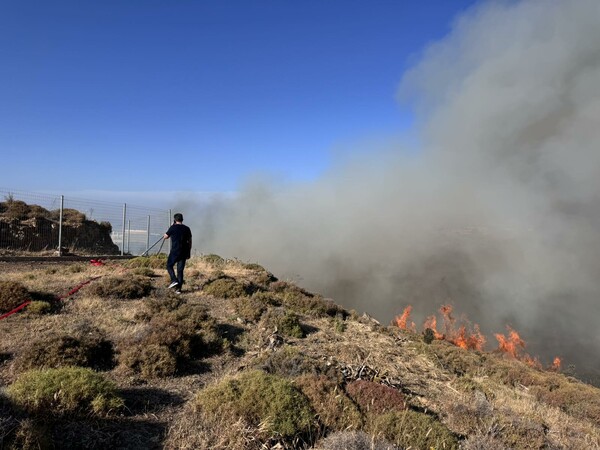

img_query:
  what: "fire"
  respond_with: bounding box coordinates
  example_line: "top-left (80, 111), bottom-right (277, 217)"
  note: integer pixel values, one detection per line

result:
top-left (494, 326), bottom-right (525, 358)
top-left (423, 315), bottom-right (443, 339)
top-left (395, 305), bottom-right (416, 332)
top-left (394, 304), bottom-right (560, 370)
top-left (394, 304), bottom-right (485, 350)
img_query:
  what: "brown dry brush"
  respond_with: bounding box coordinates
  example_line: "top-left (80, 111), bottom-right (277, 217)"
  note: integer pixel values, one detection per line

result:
top-left (14, 326), bottom-right (115, 374)
top-left (0, 281), bottom-right (29, 313)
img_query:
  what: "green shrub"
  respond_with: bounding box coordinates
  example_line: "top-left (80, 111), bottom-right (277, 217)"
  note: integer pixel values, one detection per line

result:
top-left (345, 380), bottom-right (406, 415)
top-left (262, 309), bottom-right (305, 338)
top-left (88, 275), bottom-right (152, 299)
top-left (203, 277), bottom-right (248, 298)
top-left (8, 367), bottom-right (123, 416)
top-left (0, 280), bottom-right (29, 313)
top-left (26, 301), bottom-right (52, 315)
top-left (196, 370), bottom-right (315, 440)
top-left (15, 328), bottom-right (114, 372)
top-left (368, 410), bottom-right (458, 450)
top-left (295, 374), bottom-right (363, 431)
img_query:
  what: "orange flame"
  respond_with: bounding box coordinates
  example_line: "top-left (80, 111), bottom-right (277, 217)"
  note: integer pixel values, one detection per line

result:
top-left (394, 305), bottom-right (559, 371)
top-left (394, 305), bottom-right (416, 332)
top-left (423, 314), bottom-right (444, 339)
top-left (495, 326), bottom-right (525, 358)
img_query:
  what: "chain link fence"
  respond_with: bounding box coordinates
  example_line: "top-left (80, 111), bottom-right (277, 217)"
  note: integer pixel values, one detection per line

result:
top-left (0, 188), bottom-right (171, 257)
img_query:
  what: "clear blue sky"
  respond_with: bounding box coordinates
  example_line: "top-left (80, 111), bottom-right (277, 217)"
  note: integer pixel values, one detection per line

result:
top-left (1, 0), bottom-right (477, 199)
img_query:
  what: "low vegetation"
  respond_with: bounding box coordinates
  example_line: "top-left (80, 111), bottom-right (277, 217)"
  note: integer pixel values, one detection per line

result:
top-left (0, 280), bottom-right (29, 312)
top-left (7, 366), bottom-right (123, 416)
top-left (195, 370), bottom-right (315, 442)
top-left (88, 275), bottom-right (152, 299)
top-left (1, 255), bottom-right (600, 449)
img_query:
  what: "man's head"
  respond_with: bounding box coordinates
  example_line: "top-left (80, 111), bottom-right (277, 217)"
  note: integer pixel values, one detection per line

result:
top-left (174, 213), bottom-right (184, 223)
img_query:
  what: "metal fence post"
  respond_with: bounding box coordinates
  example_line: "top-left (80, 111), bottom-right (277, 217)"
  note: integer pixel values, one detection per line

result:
top-left (146, 215), bottom-right (150, 254)
top-left (168, 209), bottom-right (172, 254)
top-left (127, 220), bottom-right (131, 254)
top-left (121, 204), bottom-right (126, 256)
top-left (58, 195), bottom-right (64, 256)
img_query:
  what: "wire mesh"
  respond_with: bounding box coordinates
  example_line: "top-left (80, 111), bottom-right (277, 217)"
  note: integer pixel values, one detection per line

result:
top-left (0, 188), bottom-right (171, 256)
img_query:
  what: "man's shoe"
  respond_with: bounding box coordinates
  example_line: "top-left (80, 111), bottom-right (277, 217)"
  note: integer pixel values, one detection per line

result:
top-left (168, 281), bottom-right (179, 289)
top-left (175, 289), bottom-right (182, 294)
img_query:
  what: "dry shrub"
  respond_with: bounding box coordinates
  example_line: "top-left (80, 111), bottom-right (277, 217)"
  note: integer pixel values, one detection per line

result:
top-left (277, 289), bottom-right (346, 318)
top-left (61, 208), bottom-right (87, 223)
top-left (119, 343), bottom-right (177, 379)
top-left (143, 295), bottom-right (186, 316)
top-left (15, 328), bottom-right (114, 372)
top-left (345, 380), bottom-right (406, 415)
top-left (461, 432), bottom-right (509, 450)
top-left (195, 370), bottom-right (315, 442)
top-left (0, 392), bottom-right (22, 449)
top-left (201, 254), bottom-right (226, 268)
top-left (262, 309), bottom-right (305, 338)
top-left (429, 340), bottom-right (485, 376)
top-left (315, 431), bottom-right (399, 450)
top-left (232, 292), bottom-right (280, 322)
top-left (5, 418), bottom-right (52, 450)
top-left (8, 366), bottom-right (123, 416)
top-left (258, 346), bottom-right (327, 377)
top-left (0, 280), bottom-right (29, 313)
top-left (118, 311), bottom-right (223, 379)
top-left (531, 378), bottom-right (600, 425)
top-left (166, 405), bottom-right (262, 450)
top-left (88, 275), bottom-right (152, 299)
top-left (203, 277), bottom-right (248, 298)
top-left (295, 374), bottom-right (363, 431)
top-left (132, 266), bottom-right (155, 277)
top-left (484, 356), bottom-right (600, 425)
top-left (494, 411), bottom-right (548, 449)
top-left (244, 264), bottom-right (278, 286)
top-left (368, 410), bottom-right (459, 450)
top-left (67, 263), bottom-right (86, 274)
top-left (125, 254), bottom-right (167, 269)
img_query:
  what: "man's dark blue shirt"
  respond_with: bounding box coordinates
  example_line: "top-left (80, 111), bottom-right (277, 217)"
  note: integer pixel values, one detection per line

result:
top-left (166, 223), bottom-right (192, 260)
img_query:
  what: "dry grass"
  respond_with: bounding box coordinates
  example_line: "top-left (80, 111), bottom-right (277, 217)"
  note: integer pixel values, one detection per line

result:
top-left (1, 257), bottom-right (600, 449)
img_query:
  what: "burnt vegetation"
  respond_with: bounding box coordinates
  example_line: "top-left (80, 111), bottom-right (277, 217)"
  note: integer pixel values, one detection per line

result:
top-left (0, 254), bottom-right (599, 449)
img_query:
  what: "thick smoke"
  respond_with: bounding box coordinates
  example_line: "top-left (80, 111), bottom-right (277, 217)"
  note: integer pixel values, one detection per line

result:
top-left (182, 0), bottom-right (600, 377)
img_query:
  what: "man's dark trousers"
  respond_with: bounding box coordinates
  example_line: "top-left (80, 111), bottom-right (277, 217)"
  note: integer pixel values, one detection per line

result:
top-left (167, 253), bottom-right (186, 287)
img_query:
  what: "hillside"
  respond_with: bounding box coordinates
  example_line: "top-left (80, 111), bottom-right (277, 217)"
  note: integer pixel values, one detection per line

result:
top-left (1, 256), bottom-right (600, 449)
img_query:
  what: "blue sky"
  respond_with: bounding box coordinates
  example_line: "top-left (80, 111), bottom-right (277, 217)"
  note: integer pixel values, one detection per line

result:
top-left (1, 0), bottom-right (477, 201)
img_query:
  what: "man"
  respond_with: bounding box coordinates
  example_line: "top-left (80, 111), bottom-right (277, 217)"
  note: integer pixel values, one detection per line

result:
top-left (163, 213), bottom-right (192, 293)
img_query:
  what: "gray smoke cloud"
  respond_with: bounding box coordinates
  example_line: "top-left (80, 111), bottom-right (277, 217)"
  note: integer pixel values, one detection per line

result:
top-left (180, 0), bottom-right (600, 377)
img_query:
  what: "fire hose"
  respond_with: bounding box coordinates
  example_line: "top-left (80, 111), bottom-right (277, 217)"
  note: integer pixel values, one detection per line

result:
top-left (0, 273), bottom-right (103, 322)
top-left (141, 236), bottom-right (166, 257)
